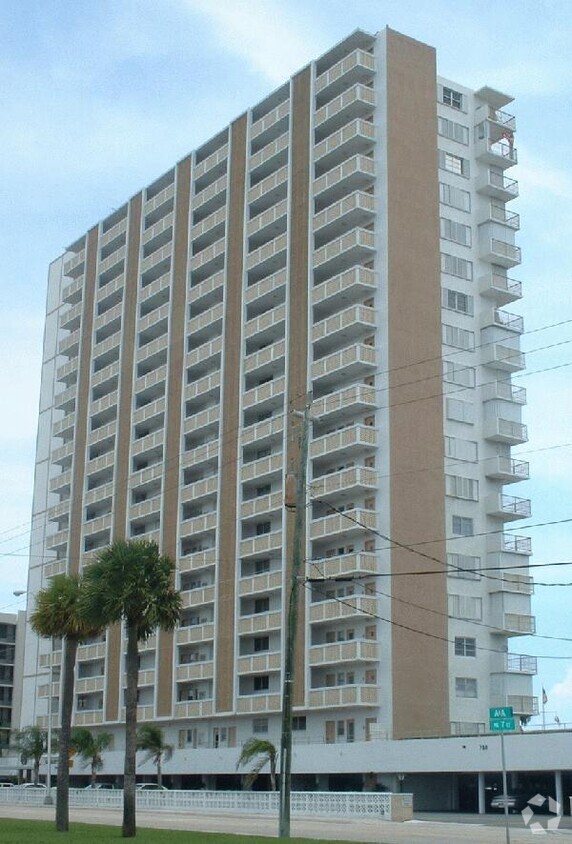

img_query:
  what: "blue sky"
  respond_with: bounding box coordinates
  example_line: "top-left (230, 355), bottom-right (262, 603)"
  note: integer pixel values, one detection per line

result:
top-left (1, 0), bottom-right (571, 726)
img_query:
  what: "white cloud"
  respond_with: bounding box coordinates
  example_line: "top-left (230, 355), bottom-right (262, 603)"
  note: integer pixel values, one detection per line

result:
top-left (518, 146), bottom-right (572, 201)
top-left (183, 0), bottom-right (324, 85)
top-left (549, 667), bottom-right (572, 704)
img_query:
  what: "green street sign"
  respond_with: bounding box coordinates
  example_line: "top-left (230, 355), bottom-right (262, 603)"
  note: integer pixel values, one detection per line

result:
top-left (490, 718), bottom-right (516, 732)
top-left (489, 706), bottom-right (513, 719)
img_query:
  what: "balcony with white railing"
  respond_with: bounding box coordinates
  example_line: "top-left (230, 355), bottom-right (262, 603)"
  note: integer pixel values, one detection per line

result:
top-left (183, 406), bottom-right (220, 439)
top-left (59, 301), bottom-right (83, 332)
top-left (236, 693), bottom-right (282, 714)
top-left (248, 165), bottom-right (288, 216)
top-left (310, 508), bottom-right (376, 540)
top-left (192, 174), bottom-right (227, 225)
top-left (241, 452), bottom-right (283, 483)
top-left (479, 271), bottom-right (522, 305)
top-left (179, 511), bottom-right (217, 540)
top-left (176, 660), bottom-right (214, 683)
top-left (481, 237), bottom-right (522, 268)
top-left (189, 270), bottom-right (224, 315)
top-left (194, 140), bottom-right (229, 183)
top-left (308, 594), bottom-right (377, 624)
top-left (240, 530), bottom-right (283, 559)
top-left (250, 131), bottom-right (289, 184)
top-left (487, 532), bottom-right (532, 556)
top-left (314, 155), bottom-right (375, 210)
top-left (505, 654), bottom-right (538, 675)
top-left (182, 440), bottom-right (219, 471)
top-left (487, 203), bottom-right (520, 230)
top-left (489, 571), bottom-right (534, 595)
top-left (101, 215), bottom-right (128, 249)
top-left (306, 551), bottom-right (377, 581)
top-left (483, 343), bottom-right (525, 373)
top-left (241, 414), bottom-right (285, 449)
top-left (313, 303), bottom-right (376, 350)
top-left (475, 137), bottom-right (517, 168)
top-left (312, 343), bottom-right (376, 389)
top-left (480, 308), bottom-right (524, 334)
top-left (181, 584), bottom-right (216, 609)
top-left (494, 613), bottom-right (536, 637)
top-left (240, 491), bottom-right (283, 521)
top-left (482, 380), bottom-right (526, 405)
top-left (59, 328), bottom-right (81, 358)
top-left (176, 623), bottom-right (215, 646)
top-left (311, 383), bottom-right (377, 422)
top-left (142, 212), bottom-right (174, 249)
top-left (244, 302), bottom-right (286, 345)
top-left (311, 424), bottom-right (377, 460)
top-left (251, 99), bottom-right (289, 147)
top-left (62, 275), bottom-right (84, 306)
top-left (245, 268), bottom-right (287, 310)
top-left (312, 265), bottom-right (376, 317)
top-left (180, 475), bottom-right (218, 506)
top-left (484, 456), bottom-right (529, 483)
top-left (242, 374), bottom-right (285, 410)
top-left (186, 336), bottom-right (223, 378)
top-left (246, 232), bottom-right (288, 282)
top-left (191, 204), bottom-right (226, 252)
top-left (237, 651), bottom-right (282, 676)
top-left (484, 105), bottom-right (517, 133)
top-left (174, 699), bottom-right (214, 719)
top-left (315, 84), bottom-right (376, 140)
top-left (311, 466), bottom-right (377, 499)
top-left (314, 191), bottom-right (375, 247)
top-left (140, 241), bottom-right (172, 277)
top-left (187, 301), bottom-right (224, 343)
top-left (239, 570), bottom-right (282, 597)
top-left (309, 639), bottom-right (379, 667)
top-left (237, 610), bottom-right (282, 636)
top-left (315, 49), bottom-right (376, 105)
top-left (308, 684), bottom-right (378, 709)
top-left (486, 493), bottom-right (531, 521)
top-left (144, 182), bottom-right (175, 216)
top-left (179, 549), bottom-right (217, 574)
top-left (190, 236), bottom-right (225, 282)
top-left (244, 339), bottom-right (286, 378)
top-left (63, 248), bottom-right (86, 279)
top-left (314, 118), bottom-right (376, 176)
top-left (477, 169), bottom-right (519, 201)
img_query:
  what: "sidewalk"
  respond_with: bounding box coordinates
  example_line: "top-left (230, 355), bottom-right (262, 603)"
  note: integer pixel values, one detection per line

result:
top-left (1, 804), bottom-right (571, 842)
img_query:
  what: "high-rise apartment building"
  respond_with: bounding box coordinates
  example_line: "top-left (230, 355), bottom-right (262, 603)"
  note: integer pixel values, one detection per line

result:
top-left (0, 612), bottom-right (25, 755)
top-left (22, 27), bottom-right (534, 784)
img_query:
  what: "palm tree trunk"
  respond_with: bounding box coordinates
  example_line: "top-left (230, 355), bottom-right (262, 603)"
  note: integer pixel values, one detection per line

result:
top-left (91, 760), bottom-right (97, 788)
top-left (157, 756), bottom-right (162, 788)
top-left (123, 624), bottom-right (139, 838)
top-left (56, 637), bottom-right (78, 832)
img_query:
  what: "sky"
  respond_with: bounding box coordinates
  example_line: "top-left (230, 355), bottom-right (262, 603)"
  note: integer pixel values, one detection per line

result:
top-left (1, 0), bottom-right (571, 728)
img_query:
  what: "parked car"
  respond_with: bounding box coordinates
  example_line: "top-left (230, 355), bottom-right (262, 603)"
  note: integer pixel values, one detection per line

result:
top-left (136, 783), bottom-right (168, 791)
top-left (14, 783), bottom-right (47, 789)
top-left (84, 783), bottom-right (118, 790)
top-left (0, 782), bottom-right (14, 788)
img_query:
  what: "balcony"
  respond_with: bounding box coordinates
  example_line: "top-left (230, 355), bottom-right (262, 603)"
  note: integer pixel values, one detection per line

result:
top-left (495, 613), bottom-right (536, 636)
top-left (308, 685), bottom-right (378, 708)
top-left (176, 661), bottom-right (214, 683)
top-left (240, 530), bottom-right (283, 558)
top-left (246, 232), bottom-right (288, 283)
top-left (247, 198), bottom-right (288, 248)
top-left (309, 595), bottom-right (377, 624)
top-left (176, 624), bottom-right (215, 645)
top-left (250, 131), bottom-right (289, 184)
top-left (248, 165), bottom-right (288, 216)
top-left (306, 552), bottom-right (377, 581)
top-left (475, 138), bottom-right (517, 168)
top-left (182, 440), bottom-right (219, 472)
top-left (477, 169), bottom-right (519, 202)
top-left (314, 118), bottom-right (376, 175)
top-left (60, 301), bottom-right (83, 332)
top-left (241, 491), bottom-right (283, 521)
top-left (487, 203), bottom-right (520, 230)
top-left (245, 268), bottom-right (287, 307)
top-left (190, 237), bottom-right (225, 283)
top-left (242, 374), bottom-right (285, 410)
top-left (490, 695), bottom-right (538, 716)
top-left (63, 248), bottom-right (86, 279)
top-left (313, 265), bottom-right (377, 318)
top-left (244, 339), bottom-right (286, 378)
top-left (315, 49), bottom-right (375, 105)
top-left (188, 301), bottom-right (224, 345)
top-left (486, 493), bottom-right (531, 521)
top-left (175, 700), bottom-right (214, 719)
top-left (484, 456), bottom-right (529, 483)
top-left (142, 212), bottom-right (174, 248)
top-left (140, 242), bottom-right (172, 276)
top-left (314, 191), bottom-right (375, 247)
top-left (241, 414), bottom-right (285, 448)
top-left (482, 381), bottom-right (526, 405)
top-left (244, 302), bottom-right (286, 345)
top-left (310, 424), bottom-right (377, 460)
top-left (237, 652), bottom-right (281, 675)
top-left (144, 182), bottom-right (175, 217)
top-left (312, 343), bottom-right (376, 388)
top-left (181, 585), bottom-right (216, 609)
top-left (480, 308), bottom-right (524, 334)
top-left (193, 174), bottom-right (227, 223)
top-left (489, 572), bottom-right (534, 595)
top-left (313, 303), bottom-right (376, 353)
top-left (237, 610), bottom-right (282, 636)
top-left (487, 533), bottom-right (532, 556)
top-left (236, 694), bottom-right (281, 714)
top-left (239, 571), bottom-right (282, 597)
top-left (505, 654), bottom-right (538, 675)
top-left (479, 272), bottom-right (522, 305)
top-left (191, 205), bottom-right (226, 252)
top-left (483, 343), bottom-right (525, 372)
top-left (309, 639), bottom-right (379, 666)
top-left (194, 142), bottom-right (228, 185)
top-left (315, 84), bottom-right (376, 140)
top-left (480, 238), bottom-right (522, 268)
top-left (484, 105), bottom-right (517, 133)
top-left (311, 466), bottom-right (377, 499)
top-left (311, 507), bottom-right (376, 540)
top-left (59, 328), bottom-right (81, 358)
top-left (241, 452), bottom-right (283, 483)
top-left (189, 271), bottom-right (224, 315)
top-left (62, 276), bottom-right (84, 306)
top-left (314, 155), bottom-right (375, 210)
top-left (250, 99), bottom-right (289, 148)
top-left (179, 549), bottom-right (216, 573)
top-left (186, 336), bottom-right (223, 379)
top-left (101, 216), bottom-right (128, 249)
top-left (311, 383), bottom-right (377, 423)
top-left (184, 406), bottom-right (220, 438)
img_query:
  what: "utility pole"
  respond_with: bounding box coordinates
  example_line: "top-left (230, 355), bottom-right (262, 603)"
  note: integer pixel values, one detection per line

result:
top-left (279, 403), bottom-right (311, 839)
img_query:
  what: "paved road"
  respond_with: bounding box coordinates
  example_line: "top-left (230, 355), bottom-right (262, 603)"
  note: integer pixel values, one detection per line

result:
top-left (1, 805), bottom-right (571, 842)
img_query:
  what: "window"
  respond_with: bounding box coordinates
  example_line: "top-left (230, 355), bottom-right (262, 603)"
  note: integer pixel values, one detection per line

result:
top-left (454, 637), bottom-right (477, 657)
top-left (292, 716), bottom-right (307, 731)
top-left (452, 515), bottom-right (474, 536)
top-left (256, 521), bottom-right (271, 536)
top-left (449, 594), bottom-right (482, 620)
top-left (442, 324), bottom-right (475, 350)
top-left (455, 677), bottom-right (478, 698)
top-left (254, 597), bottom-right (269, 614)
top-left (254, 558), bottom-right (270, 574)
top-left (438, 150), bottom-right (470, 178)
top-left (443, 86), bottom-right (463, 110)
top-left (440, 218), bottom-right (472, 247)
top-left (441, 252), bottom-right (473, 280)
top-left (438, 117), bottom-right (469, 144)
top-left (254, 636), bottom-right (269, 652)
top-left (443, 288), bottom-right (473, 315)
top-left (253, 718), bottom-right (268, 733)
top-left (446, 475), bottom-right (479, 501)
top-left (256, 485), bottom-right (271, 497)
top-left (443, 361), bottom-right (475, 387)
top-left (449, 554), bottom-right (481, 579)
top-left (444, 436), bottom-right (478, 462)
top-left (440, 183), bottom-right (471, 212)
top-left (446, 398), bottom-right (474, 424)
top-left (253, 675), bottom-right (269, 692)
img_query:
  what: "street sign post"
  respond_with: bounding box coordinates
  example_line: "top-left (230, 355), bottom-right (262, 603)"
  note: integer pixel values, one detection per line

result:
top-left (489, 707), bottom-right (513, 844)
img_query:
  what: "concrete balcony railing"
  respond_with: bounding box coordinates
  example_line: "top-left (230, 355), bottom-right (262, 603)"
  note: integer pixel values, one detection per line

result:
top-left (489, 572), bottom-right (534, 595)
top-left (306, 551), bottom-right (377, 580)
top-left (251, 99), bottom-right (289, 142)
top-left (237, 652), bottom-right (281, 675)
top-left (245, 268), bottom-right (287, 306)
top-left (314, 155), bottom-right (375, 207)
top-left (479, 271), bottom-right (522, 305)
top-left (311, 383), bottom-right (376, 421)
top-left (180, 474), bottom-right (218, 504)
top-left (311, 508), bottom-right (376, 540)
top-left (242, 374), bottom-right (285, 409)
top-left (310, 466), bottom-right (377, 498)
top-left (241, 414), bottom-right (285, 447)
top-left (312, 343), bottom-right (376, 385)
top-left (308, 595), bottom-right (377, 623)
top-left (176, 661), bottom-right (214, 683)
top-left (176, 624), bottom-right (215, 645)
top-left (237, 610), bottom-right (282, 636)
top-left (308, 684), bottom-right (378, 708)
top-left (315, 49), bottom-right (375, 99)
top-left (63, 248), bottom-right (86, 279)
top-left (240, 452), bottom-right (283, 483)
top-left (250, 130), bottom-right (289, 176)
top-left (309, 639), bottom-right (379, 666)
top-left (310, 424), bottom-right (377, 459)
top-left (142, 211), bottom-right (174, 246)
top-left (240, 530), bottom-right (283, 558)
top-left (483, 343), bottom-right (525, 372)
top-left (179, 549), bottom-right (217, 573)
top-left (315, 84), bottom-right (376, 137)
top-left (144, 182), bottom-right (175, 215)
top-left (101, 216), bottom-right (128, 248)
top-left (312, 265), bottom-right (376, 310)
top-left (239, 570), bottom-right (282, 597)
top-left (174, 700), bottom-right (214, 719)
top-left (314, 118), bottom-right (376, 173)
top-left (181, 585), bottom-right (216, 609)
top-left (236, 693), bottom-right (281, 714)
top-left (240, 492), bottom-right (284, 521)
top-left (193, 142), bottom-right (228, 183)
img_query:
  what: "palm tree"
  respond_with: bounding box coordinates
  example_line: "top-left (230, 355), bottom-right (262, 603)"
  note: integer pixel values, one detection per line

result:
top-left (80, 539), bottom-right (181, 838)
top-left (30, 574), bottom-right (105, 831)
top-left (11, 726), bottom-right (47, 785)
top-left (70, 728), bottom-right (113, 787)
top-left (236, 737), bottom-right (278, 791)
top-left (136, 724), bottom-right (173, 787)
